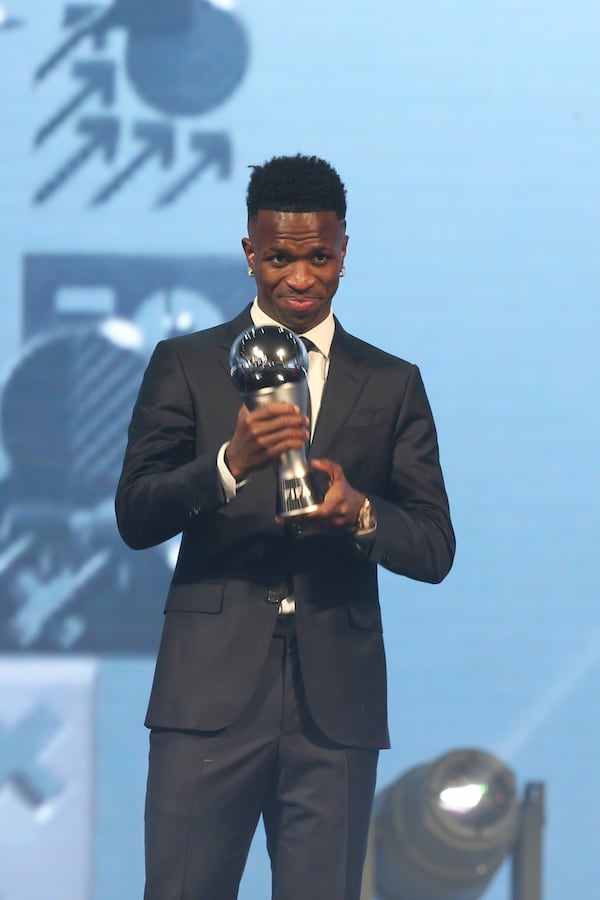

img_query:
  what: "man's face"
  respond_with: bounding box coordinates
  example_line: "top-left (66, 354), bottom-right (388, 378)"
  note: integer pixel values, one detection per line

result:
top-left (242, 210), bottom-right (348, 333)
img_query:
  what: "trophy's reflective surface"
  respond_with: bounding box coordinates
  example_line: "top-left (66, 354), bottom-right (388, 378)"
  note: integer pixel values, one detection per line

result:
top-left (229, 326), bottom-right (324, 517)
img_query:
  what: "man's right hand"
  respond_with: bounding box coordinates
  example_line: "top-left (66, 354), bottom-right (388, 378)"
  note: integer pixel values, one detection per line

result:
top-left (225, 403), bottom-right (310, 482)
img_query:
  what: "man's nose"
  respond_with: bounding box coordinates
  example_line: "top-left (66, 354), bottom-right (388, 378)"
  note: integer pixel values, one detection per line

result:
top-left (285, 261), bottom-right (315, 291)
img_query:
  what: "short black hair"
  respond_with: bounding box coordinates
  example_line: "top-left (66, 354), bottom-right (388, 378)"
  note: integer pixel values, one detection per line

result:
top-left (246, 154), bottom-right (347, 221)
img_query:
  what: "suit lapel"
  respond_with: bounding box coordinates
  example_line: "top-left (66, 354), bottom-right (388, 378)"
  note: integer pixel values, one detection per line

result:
top-left (310, 321), bottom-right (370, 458)
top-left (216, 306), bottom-right (254, 379)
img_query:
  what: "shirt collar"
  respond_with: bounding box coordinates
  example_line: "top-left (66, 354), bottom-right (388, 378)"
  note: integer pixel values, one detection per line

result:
top-left (250, 298), bottom-right (335, 358)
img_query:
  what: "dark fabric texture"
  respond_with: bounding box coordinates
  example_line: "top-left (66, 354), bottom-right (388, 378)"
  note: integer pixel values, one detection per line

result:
top-left (116, 306), bottom-right (455, 750)
top-left (116, 305), bottom-right (455, 897)
top-left (144, 631), bottom-right (378, 900)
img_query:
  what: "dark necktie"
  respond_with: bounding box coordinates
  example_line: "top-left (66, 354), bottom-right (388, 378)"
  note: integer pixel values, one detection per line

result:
top-left (301, 338), bottom-right (315, 439)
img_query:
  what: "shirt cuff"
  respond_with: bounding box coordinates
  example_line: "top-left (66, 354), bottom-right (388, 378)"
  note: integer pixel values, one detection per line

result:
top-left (216, 442), bottom-right (249, 501)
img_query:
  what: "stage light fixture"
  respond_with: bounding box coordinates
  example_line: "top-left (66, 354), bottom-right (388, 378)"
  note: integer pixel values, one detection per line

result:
top-left (360, 748), bottom-right (544, 900)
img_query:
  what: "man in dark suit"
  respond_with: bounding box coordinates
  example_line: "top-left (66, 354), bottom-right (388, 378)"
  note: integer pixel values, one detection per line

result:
top-left (116, 154), bottom-right (455, 900)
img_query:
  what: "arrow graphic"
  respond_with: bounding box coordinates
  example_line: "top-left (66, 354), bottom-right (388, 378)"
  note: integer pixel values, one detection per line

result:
top-left (90, 120), bottom-right (175, 206)
top-left (33, 115), bottom-right (119, 205)
top-left (34, 4), bottom-right (107, 83)
top-left (63, 3), bottom-right (103, 28)
top-left (155, 131), bottom-right (232, 207)
top-left (34, 60), bottom-right (115, 147)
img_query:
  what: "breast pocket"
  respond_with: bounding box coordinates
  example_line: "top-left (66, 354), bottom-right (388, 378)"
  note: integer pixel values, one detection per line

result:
top-left (343, 408), bottom-right (389, 429)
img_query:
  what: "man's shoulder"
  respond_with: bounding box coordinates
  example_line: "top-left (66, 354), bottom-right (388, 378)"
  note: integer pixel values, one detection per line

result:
top-left (154, 308), bottom-right (250, 357)
top-left (167, 321), bottom-right (230, 349)
top-left (335, 323), bottom-right (416, 373)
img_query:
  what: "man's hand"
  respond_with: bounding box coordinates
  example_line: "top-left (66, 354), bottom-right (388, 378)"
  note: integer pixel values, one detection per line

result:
top-left (225, 403), bottom-right (310, 482)
top-left (298, 458), bottom-right (365, 531)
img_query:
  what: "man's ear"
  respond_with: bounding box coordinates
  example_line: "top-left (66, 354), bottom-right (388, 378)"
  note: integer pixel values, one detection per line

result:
top-left (241, 237), bottom-right (253, 267)
top-left (341, 233), bottom-right (349, 262)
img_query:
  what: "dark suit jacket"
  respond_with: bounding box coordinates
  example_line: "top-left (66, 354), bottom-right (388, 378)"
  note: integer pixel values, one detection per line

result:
top-left (115, 306), bottom-right (455, 749)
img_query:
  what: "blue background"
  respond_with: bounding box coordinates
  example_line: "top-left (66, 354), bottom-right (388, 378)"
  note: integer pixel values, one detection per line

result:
top-left (0, 1), bottom-right (598, 897)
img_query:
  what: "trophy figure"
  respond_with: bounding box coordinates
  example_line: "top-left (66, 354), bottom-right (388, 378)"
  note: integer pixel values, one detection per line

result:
top-left (229, 325), bottom-right (325, 518)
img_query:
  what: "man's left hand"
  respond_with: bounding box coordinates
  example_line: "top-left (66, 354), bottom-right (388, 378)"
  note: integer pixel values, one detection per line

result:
top-left (287, 458), bottom-right (364, 532)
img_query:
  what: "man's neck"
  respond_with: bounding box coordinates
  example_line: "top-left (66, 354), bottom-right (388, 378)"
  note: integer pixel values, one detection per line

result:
top-left (250, 298), bottom-right (335, 359)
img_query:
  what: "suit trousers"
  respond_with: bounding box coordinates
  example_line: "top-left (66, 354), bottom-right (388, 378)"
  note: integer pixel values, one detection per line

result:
top-left (144, 617), bottom-right (379, 900)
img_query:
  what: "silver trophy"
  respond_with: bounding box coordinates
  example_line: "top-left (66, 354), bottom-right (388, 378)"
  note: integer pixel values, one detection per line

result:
top-left (229, 325), bottom-right (324, 518)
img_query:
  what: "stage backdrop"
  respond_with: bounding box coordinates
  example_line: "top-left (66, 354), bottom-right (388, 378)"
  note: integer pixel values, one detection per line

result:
top-left (0, 2), bottom-right (598, 898)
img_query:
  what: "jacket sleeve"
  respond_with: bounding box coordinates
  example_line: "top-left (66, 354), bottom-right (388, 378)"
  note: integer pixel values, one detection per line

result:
top-left (363, 364), bottom-right (455, 584)
top-left (115, 340), bottom-right (227, 550)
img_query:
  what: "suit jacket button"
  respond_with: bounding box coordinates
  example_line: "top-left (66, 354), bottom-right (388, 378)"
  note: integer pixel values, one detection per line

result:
top-left (266, 590), bottom-right (281, 605)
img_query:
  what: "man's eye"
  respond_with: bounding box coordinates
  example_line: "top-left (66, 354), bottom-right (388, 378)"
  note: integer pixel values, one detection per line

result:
top-left (313, 254), bottom-right (328, 263)
top-left (272, 254), bottom-right (288, 264)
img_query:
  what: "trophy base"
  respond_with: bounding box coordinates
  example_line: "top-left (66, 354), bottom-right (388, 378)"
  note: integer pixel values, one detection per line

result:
top-left (276, 473), bottom-right (325, 518)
